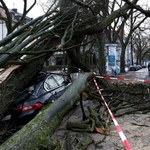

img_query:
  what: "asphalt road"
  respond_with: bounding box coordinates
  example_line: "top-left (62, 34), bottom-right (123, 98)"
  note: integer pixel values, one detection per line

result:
top-left (51, 68), bottom-right (150, 150)
top-left (119, 68), bottom-right (150, 80)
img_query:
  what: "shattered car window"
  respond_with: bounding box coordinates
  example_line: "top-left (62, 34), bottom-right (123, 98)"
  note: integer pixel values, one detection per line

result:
top-left (44, 76), bottom-right (58, 91)
top-left (53, 75), bottom-right (64, 85)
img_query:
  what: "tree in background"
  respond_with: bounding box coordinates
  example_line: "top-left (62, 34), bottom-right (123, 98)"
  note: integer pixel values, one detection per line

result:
top-left (1, 0), bottom-right (150, 148)
top-left (132, 27), bottom-right (150, 65)
top-left (0, 0), bottom-right (140, 117)
top-left (0, 0), bottom-right (36, 34)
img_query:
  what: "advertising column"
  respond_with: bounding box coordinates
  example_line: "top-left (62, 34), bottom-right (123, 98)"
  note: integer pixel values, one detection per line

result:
top-left (105, 44), bottom-right (118, 76)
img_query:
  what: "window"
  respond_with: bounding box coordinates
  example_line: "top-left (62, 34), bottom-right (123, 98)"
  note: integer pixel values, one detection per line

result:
top-left (53, 75), bottom-right (64, 86)
top-left (44, 76), bottom-right (58, 91)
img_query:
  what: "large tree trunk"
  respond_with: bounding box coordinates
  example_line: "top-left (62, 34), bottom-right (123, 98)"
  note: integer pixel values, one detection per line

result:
top-left (120, 44), bottom-right (126, 73)
top-left (96, 33), bottom-right (106, 74)
top-left (0, 57), bottom-right (46, 116)
top-left (0, 0), bottom-right (136, 119)
top-left (0, 72), bottom-right (94, 150)
top-left (67, 36), bottom-right (91, 73)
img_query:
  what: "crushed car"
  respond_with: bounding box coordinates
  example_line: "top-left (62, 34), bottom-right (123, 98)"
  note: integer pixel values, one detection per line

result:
top-left (1, 72), bottom-right (71, 127)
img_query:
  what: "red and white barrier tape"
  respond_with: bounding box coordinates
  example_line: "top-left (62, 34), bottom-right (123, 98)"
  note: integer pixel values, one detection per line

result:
top-left (93, 78), bottom-right (132, 150)
top-left (96, 75), bottom-right (150, 83)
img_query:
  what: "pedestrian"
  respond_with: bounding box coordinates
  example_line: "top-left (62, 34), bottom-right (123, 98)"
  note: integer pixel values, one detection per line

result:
top-left (111, 67), bottom-right (117, 76)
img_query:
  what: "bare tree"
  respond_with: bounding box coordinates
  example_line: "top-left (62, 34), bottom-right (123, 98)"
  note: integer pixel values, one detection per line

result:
top-left (0, 0), bottom-right (137, 120)
top-left (0, 0), bottom-right (37, 34)
top-left (123, 0), bottom-right (150, 17)
top-left (133, 28), bottom-right (150, 65)
top-left (1, 0), bottom-right (147, 148)
top-left (119, 10), bottom-right (147, 72)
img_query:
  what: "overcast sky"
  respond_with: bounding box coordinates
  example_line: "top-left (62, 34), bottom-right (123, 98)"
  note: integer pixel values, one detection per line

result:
top-left (3, 0), bottom-right (150, 19)
top-left (4, 0), bottom-right (46, 18)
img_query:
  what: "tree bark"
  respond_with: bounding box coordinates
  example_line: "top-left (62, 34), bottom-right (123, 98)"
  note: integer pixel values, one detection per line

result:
top-left (0, 72), bottom-right (94, 150)
top-left (0, 58), bottom-right (46, 116)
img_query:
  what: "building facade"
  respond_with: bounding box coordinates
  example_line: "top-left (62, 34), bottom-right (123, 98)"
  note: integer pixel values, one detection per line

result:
top-left (0, 8), bottom-right (32, 39)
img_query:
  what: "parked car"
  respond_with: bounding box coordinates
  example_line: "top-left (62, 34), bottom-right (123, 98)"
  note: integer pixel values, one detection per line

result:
top-left (1, 72), bottom-right (71, 126)
top-left (129, 65), bottom-right (138, 71)
top-left (142, 65), bottom-right (147, 68)
top-left (136, 65), bottom-right (142, 70)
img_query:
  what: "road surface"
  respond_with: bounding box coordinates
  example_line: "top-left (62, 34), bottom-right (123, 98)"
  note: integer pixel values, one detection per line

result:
top-left (118, 68), bottom-right (150, 80)
top-left (51, 68), bottom-right (150, 150)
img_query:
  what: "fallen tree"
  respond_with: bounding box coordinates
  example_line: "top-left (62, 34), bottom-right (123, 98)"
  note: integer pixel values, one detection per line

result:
top-left (88, 77), bottom-right (150, 115)
top-left (0, 0), bottom-right (137, 116)
top-left (0, 72), bottom-right (94, 150)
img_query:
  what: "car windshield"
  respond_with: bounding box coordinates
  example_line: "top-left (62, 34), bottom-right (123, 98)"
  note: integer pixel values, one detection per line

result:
top-left (53, 75), bottom-right (64, 85)
top-left (44, 75), bottom-right (59, 91)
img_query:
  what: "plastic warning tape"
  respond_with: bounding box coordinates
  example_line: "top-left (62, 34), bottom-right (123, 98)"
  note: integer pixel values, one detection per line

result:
top-left (96, 75), bottom-right (150, 83)
top-left (93, 78), bottom-right (132, 150)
